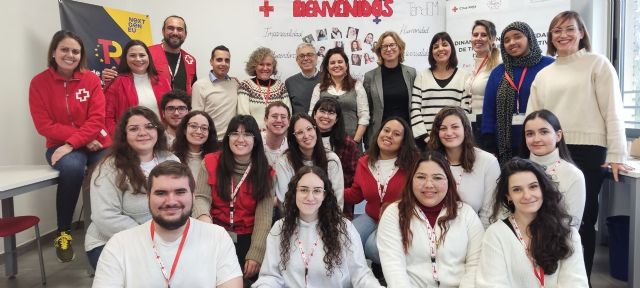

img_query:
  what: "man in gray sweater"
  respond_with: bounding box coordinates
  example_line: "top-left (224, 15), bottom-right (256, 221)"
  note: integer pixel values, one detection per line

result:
top-left (285, 43), bottom-right (320, 115)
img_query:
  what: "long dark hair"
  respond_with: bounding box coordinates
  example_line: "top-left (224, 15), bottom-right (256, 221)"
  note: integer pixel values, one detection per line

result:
top-left (366, 117), bottom-right (418, 172)
top-left (519, 109), bottom-right (573, 162)
top-left (117, 40), bottom-right (159, 82)
top-left (427, 106), bottom-right (476, 172)
top-left (311, 98), bottom-right (346, 152)
top-left (491, 158), bottom-right (573, 274)
top-left (98, 106), bottom-right (169, 194)
top-left (428, 32), bottom-right (458, 70)
top-left (319, 48), bottom-right (356, 92)
top-left (216, 115), bottom-right (272, 201)
top-left (172, 111), bottom-right (219, 163)
top-left (286, 113), bottom-right (329, 172)
top-left (398, 151), bottom-right (461, 253)
top-left (279, 166), bottom-right (349, 275)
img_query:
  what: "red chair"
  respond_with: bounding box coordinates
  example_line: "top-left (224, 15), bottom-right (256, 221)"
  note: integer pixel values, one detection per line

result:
top-left (0, 216), bottom-right (46, 285)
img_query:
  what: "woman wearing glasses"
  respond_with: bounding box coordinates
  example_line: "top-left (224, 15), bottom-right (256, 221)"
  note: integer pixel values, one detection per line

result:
top-left (85, 106), bottom-right (178, 269)
top-left (527, 11), bottom-right (630, 280)
top-left (171, 111), bottom-right (219, 182)
top-left (275, 114), bottom-right (344, 212)
top-left (363, 31), bottom-right (416, 147)
top-left (193, 115), bottom-right (275, 284)
top-left (254, 166), bottom-right (382, 287)
top-left (104, 40), bottom-right (171, 135)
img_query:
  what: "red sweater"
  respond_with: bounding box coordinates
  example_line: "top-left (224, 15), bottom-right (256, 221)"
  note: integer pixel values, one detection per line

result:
top-left (103, 73), bottom-right (171, 135)
top-left (148, 44), bottom-right (196, 95)
top-left (204, 151), bottom-right (274, 235)
top-left (344, 155), bottom-right (408, 222)
top-left (29, 68), bottom-right (111, 149)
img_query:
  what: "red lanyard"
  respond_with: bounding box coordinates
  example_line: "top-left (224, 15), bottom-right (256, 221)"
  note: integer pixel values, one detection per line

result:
top-left (295, 229), bottom-right (320, 287)
top-left (230, 163), bottom-right (252, 229)
top-left (150, 219), bottom-right (191, 287)
top-left (474, 55), bottom-right (489, 76)
top-left (416, 208), bottom-right (440, 286)
top-left (509, 216), bottom-right (545, 287)
top-left (372, 161), bottom-right (399, 202)
top-left (504, 67), bottom-right (528, 111)
top-left (255, 78), bottom-right (272, 106)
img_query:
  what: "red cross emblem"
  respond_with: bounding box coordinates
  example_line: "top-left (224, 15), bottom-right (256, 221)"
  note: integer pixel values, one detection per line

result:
top-left (259, 0), bottom-right (274, 17)
top-left (75, 88), bottom-right (90, 102)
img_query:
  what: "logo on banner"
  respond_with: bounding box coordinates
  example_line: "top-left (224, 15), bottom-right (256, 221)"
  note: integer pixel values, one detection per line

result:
top-left (96, 39), bottom-right (123, 66)
top-left (409, 1), bottom-right (439, 16)
top-left (184, 55), bottom-right (194, 65)
top-left (75, 88), bottom-right (90, 102)
top-left (293, 0), bottom-right (394, 21)
top-left (260, 0), bottom-right (275, 17)
top-left (487, 0), bottom-right (502, 10)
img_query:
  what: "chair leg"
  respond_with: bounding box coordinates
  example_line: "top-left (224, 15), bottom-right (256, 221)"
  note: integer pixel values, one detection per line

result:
top-left (34, 224), bottom-right (46, 286)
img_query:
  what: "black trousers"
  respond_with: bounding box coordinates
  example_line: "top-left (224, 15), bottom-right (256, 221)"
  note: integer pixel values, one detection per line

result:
top-left (568, 144), bottom-right (607, 279)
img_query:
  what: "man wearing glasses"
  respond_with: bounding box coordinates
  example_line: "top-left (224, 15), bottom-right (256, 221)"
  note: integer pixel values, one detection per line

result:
top-left (285, 43), bottom-right (320, 115)
top-left (160, 90), bottom-right (191, 145)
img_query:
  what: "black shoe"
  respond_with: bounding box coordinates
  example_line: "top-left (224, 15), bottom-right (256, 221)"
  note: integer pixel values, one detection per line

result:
top-left (371, 263), bottom-right (386, 286)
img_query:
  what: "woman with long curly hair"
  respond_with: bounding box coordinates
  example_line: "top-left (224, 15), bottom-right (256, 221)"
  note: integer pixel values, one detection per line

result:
top-left (171, 110), bottom-right (219, 182)
top-left (476, 158), bottom-right (588, 287)
top-left (192, 115), bottom-right (274, 283)
top-left (85, 106), bottom-right (178, 270)
top-left (253, 166), bottom-right (381, 287)
top-left (377, 151), bottom-right (483, 287)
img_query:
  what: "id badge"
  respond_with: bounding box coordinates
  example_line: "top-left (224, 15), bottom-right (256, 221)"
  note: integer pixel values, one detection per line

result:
top-left (512, 113), bottom-right (526, 125)
top-left (228, 231), bottom-right (238, 243)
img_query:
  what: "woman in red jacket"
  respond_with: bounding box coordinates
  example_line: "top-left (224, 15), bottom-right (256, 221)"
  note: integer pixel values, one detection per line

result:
top-left (344, 116), bottom-right (418, 279)
top-left (104, 40), bottom-right (171, 135)
top-left (28, 30), bottom-right (111, 263)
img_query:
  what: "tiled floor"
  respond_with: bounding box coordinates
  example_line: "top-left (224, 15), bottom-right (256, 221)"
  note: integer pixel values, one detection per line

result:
top-left (0, 227), bottom-right (629, 287)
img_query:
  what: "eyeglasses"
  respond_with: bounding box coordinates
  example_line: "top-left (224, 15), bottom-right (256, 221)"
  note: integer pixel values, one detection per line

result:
top-left (293, 125), bottom-right (316, 138)
top-left (126, 123), bottom-right (157, 134)
top-left (317, 109), bottom-right (336, 117)
top-left (229, 132), bottom-right (254, 140)
top-left (381, 43), bottom-right (398, 50)
top-left (550, 26), bottom-right (578, 36)
top-left (165, 106), bottom-right (189, 113)
top-left (297, 53), bottom-right (316, 60)
top-left (296, 186), bottom-right (325, 197)
top-left (187, 123), bottom-right (209, 133)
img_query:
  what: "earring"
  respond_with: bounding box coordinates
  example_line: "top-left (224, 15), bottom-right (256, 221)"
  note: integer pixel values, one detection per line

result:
top-left (507, 199), bottom-right (513, 205)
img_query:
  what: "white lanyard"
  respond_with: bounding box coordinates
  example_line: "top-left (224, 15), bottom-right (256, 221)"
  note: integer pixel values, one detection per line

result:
top-left (163, 43), bottom-right (182, 86)
top-left (509, 216), bottom-right (545, 287)
top-left (371, 161), bottom-right (399, 202)
top-left (295, 228), bottom-right (320, 287)
top-left (230, 163), bottom-right (252, 229)
top-left (416, 208), bottom-right (440, 287)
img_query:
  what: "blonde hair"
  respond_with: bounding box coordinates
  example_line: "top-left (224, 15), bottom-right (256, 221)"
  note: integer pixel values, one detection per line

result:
top-left (373, 31), bottom-right (405, 65)
top-left (245, 47), bottom-right (278, 76)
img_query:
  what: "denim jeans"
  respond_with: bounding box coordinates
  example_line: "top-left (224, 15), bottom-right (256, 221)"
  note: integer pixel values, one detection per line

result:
top-left (86, 245), bottom-right (105, 270)
top-left (352, 213), bottom-right (380, 264)
top-left (45, 146), bottom-right (106, 231)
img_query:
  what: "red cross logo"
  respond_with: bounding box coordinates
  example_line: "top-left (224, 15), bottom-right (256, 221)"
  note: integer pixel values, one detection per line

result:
top-left (452, 6), bottom-right (458, 13)
top-left (75, 88), bottom-right (90, 102)
top-left (259, 0), bottom-right (274, 17)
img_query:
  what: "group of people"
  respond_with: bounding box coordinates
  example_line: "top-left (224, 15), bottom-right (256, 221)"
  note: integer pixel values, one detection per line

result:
top-left (28, 10), bottom-right (630, 288)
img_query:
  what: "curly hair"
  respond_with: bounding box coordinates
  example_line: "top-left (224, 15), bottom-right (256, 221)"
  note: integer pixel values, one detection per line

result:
top-left (172, 111), bottom-right (219, 164)
top-left (97, 106), bottom-right (169, 194)
top-left (427, 106), bottom-right (476, 172)
top-left (245, 47), bottom-right (278, 76)
top-left (278, 166), bottom-right (350, 275)
top-left (398, 151), bottom-right (461, 253)
top-left (491, 158), bottom-right (574, 274)
top-left (366, 116), bottom-right (419, 172)
top-left (286, 113), bottom-right (329, 172)
top-left (318, 47), bottom-right (356, 92)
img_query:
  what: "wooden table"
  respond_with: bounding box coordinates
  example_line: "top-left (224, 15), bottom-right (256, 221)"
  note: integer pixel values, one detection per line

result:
top-left (0, 165), bottom-right (58, 277)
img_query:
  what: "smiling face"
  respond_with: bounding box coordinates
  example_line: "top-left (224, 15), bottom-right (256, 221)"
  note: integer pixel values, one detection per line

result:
top-left (296, 45), bottom-right (318, 75)
top-left (162, 17), bottom-right (187, 50)
top-left (293, 118), bottom-right (317, 154)
top-left (380, 35), bottom-right (400, 65)
top-left (228, 125), bottom-right (255, 162)
top-left (551, 17), bottom-right (584, 57)
top-left (126, 115), bottom-right (158, 157)
top-left (412, 160), bottom-right (448, 207)
top-left (52, 37), bottom-right (81, 77)
top-left (471, 25), bottom-right (492, 57)
top-left (327, 53), bottom-right (347, 80)
top-left (431, 38), bottom-right (452, 65)
top-left (314, 107), bottom-right (337, 132)
top-left (255, 56), bottom-right (274, 80)
top-left (210, 49), bottom-right (230, 79)
top-left (377, 120), bottom-right (404, 157)
top-left (149, 174), bottom-right (193, 230)
top-left (295, 172), bottom-right (325, 221)
top-left (503, 29), bottom-right (530, 57)
top-left (507, 171), bottom-right (543, 217)
top-left (185, 114), bottom-right (209, 148)
top-left (524, 117), bottom-right (562, 157)
top-left (163, 99), bottom-right (189, 129)
top-left (126, 45), bottom-right (150, 75)
top-left (265, 106), bottom-right (290, 136)
top-left (438, 115), bottom-right (465, 151)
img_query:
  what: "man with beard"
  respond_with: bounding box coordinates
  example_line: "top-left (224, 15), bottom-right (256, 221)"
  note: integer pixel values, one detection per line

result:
top-left (261, 102), bottom-right (290, 167)
top-left (102, 16), bottom-right (198, 95)
top-left (285, 43), bottom-right (320, 115)
top-left (160, 90), bottom-right (191, 145)
top-left (192, 45), bottom-right (238, 141)
top-left (92, 161), bottom-right (242, 288)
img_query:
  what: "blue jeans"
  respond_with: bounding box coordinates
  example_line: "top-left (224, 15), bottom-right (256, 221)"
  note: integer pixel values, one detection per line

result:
top-left (352, 213), bottom-right (380, 264)
top-left (45, 146), bottom-right (106, 231)
top-left (86, 245), bottom-right (105, 270)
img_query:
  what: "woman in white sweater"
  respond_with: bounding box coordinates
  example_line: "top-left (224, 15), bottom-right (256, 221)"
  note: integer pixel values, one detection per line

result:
top-left (477, 158), bottom-right (588, 288)
top-left (275, 114), bottom-right (344, 211)
top-left (527, 11), bottom-right (630, 279)
top-left (411, 32), bottom-right (469, 142)
top-left (427, 106), bottom-right (500, 227)
top-left (520, 109), bottom-right (585, 226)
top-left (378, 151), bottom-right (484, 288)
top-left (253, 166), bottom-right (381, 288)
top-left (85, 106), bottom-right (178, 270)
top-left (171, 111), bottom-right (219, 182)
